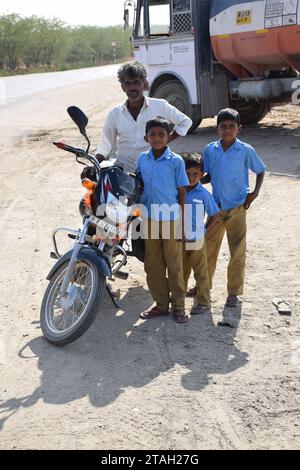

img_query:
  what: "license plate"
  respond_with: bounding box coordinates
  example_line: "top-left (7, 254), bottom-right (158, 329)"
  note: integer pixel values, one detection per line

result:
top-left (89, 215), bottom-right (127, 238)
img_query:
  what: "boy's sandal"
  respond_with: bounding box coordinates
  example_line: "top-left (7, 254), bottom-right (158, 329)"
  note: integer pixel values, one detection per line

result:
top-left (225, 295), bottom-right (238, 308)
top-left (186, 286), bottom-right (197, 297)
top-left (173, 310), bottom-right (190, 324)
top-left (140, 306), bottom-right (169, 320)
top-left (191, 304), bottom-right (210, 315)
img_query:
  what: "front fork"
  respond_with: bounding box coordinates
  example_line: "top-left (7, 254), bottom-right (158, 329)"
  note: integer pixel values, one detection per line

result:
top-left (59, 219), bottom-right (89, 299)
top-left (57, 218), bottom-right (128, 305)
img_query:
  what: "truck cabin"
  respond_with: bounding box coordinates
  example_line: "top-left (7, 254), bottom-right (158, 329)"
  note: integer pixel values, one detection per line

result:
top-left (129, 0), bottom-right (194, 39)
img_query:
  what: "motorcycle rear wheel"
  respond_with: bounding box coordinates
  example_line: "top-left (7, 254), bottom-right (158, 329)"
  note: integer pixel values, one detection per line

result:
top-left (40, 260), bottom-right (105, 346)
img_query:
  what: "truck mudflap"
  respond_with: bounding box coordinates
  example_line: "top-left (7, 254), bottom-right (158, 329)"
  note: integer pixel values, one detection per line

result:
top-left (46, 247), bottom-right (111, 280)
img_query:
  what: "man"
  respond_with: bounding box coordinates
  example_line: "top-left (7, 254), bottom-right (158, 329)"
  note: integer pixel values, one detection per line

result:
top-left (94, 61), bottom-right (192, 173)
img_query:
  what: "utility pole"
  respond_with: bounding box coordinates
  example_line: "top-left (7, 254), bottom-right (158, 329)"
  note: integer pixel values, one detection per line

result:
top-left (111, 41), bottom-right (117, 64)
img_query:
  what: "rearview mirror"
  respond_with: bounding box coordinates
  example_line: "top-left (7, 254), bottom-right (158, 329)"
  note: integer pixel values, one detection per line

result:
top-left (67, 106), bottom-right (88, 136)
top-left (124, 8), bottom-right (129, 29)
top-left (123, 1), bottom-right (135, 30)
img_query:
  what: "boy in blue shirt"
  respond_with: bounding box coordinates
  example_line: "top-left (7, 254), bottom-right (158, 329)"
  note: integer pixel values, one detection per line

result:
top-left (137, 117), bottom-right (190, 324)
top-left (203, 108), bottom-right (266, 308)
top-left (182, 153), bottom-right (219, 314)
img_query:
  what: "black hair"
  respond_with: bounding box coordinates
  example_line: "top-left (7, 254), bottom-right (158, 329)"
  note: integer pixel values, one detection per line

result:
top-left (181, 152), bottom-right (204, 172)
top-left (145, 117), bottom-right (170, 134)
top-left (117, 60), bottom-right (147, 83)
top-left (217, 108), bottom-right (240, 126)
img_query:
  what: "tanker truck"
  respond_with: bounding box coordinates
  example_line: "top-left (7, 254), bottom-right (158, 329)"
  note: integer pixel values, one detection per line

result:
top-left (124, 0), bottom-right (300, 131)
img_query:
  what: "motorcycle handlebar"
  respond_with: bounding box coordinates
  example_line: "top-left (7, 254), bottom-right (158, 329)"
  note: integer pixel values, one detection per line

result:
top-left (53, 141), bottom-right (101, 173)
top-left (53, 141), bottom-right (87, 157)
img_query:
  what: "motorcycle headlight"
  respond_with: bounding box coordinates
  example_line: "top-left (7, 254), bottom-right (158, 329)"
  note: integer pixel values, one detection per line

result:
top-left (106, 192), bottom-right (129, 224)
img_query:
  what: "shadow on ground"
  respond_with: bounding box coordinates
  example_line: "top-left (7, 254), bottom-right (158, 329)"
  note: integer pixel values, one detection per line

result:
top-left (0, 286), bottom-right (247, 430)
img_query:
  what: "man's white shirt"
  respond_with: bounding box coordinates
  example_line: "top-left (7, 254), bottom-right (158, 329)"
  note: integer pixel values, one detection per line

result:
top-left (96, 97), bottom-right (192, 173)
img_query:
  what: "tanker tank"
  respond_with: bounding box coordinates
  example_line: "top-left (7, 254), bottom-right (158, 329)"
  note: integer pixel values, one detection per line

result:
top-left (210, 0), bottom-right (300, 77)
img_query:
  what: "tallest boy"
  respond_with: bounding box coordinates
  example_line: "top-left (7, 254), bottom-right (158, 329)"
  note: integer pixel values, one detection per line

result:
top-left (204, 108), bottom-right (266, 308)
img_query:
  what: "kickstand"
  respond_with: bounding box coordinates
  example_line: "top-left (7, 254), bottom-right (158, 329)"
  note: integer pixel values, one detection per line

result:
top-left (106, 283), bottom-right (121, 309)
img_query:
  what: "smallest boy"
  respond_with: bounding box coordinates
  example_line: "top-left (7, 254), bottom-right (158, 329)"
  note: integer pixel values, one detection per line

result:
top-left (182, 153), bottom-right (219, 314)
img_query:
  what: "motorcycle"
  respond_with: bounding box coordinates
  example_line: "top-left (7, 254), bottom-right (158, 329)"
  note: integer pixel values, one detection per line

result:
top-left (40, 106), bottom-right (144, 346)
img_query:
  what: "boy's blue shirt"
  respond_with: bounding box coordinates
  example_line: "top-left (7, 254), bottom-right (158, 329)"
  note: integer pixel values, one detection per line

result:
top-left (204, 138), bottom-right (266, 210)
top-left (136, 146), bottom-right (189, 221)
top-left (185, 182), bottom-right (220, 241)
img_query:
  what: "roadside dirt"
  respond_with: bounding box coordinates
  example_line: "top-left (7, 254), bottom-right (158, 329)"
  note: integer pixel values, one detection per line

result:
top-left (0, 75), bottom-right (299, 449)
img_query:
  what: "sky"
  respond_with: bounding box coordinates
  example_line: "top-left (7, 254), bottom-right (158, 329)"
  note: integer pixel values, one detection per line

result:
top-left (0, 0), bottom-right (131, 26)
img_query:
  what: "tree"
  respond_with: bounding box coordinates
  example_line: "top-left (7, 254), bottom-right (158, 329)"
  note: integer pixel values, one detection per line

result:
top-left (0, 14), bottom-right (132, 73)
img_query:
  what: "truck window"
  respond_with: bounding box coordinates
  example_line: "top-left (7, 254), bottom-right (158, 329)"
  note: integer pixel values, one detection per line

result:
top-left (172, 0), bottom-right (192, 34)
top-left (149, 1), bottom-right (170, 36)
top-left (135, 1), bottom-right (145, 38)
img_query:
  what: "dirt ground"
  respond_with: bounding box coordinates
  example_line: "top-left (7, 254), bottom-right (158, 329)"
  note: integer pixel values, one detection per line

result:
top-left (0, 75), bottom-right (299, 450)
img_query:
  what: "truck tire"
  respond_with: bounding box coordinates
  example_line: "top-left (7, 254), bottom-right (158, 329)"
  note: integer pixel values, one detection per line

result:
top-left (233, 100), bottom-right (269, 125)
top-left (153, 81), bottom-right (201, 133)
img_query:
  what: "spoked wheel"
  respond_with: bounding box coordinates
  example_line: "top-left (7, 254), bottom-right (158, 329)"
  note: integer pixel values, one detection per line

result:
top-left (40, 260), bottom-right (105, 346)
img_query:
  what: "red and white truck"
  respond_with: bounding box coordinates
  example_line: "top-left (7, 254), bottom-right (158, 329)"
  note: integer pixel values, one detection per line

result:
top-left (124, 0), bottom-right (300, 130)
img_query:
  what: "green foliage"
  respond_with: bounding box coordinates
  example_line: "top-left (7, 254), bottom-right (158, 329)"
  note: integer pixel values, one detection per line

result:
top-left (0, 14), bottom-right (131, 74)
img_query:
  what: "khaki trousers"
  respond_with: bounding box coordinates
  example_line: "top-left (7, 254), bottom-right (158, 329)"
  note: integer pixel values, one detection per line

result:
top-left (143, 219), bottom-right (185, 312)
top-left (182, 240), bottom-right (210, 306)
top-left (206, 205), bottom-right (246, 296)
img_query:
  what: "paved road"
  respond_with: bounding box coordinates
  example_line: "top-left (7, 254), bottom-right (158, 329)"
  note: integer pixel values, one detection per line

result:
top-left (0, 64), bottom-right (119, 107)
top-left (0, 64), bottom-right (120, 145)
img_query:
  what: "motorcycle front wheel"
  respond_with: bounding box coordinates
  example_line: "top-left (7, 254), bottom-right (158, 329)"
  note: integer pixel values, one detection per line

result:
top-left (40, 260), bottom-right (105, 346)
